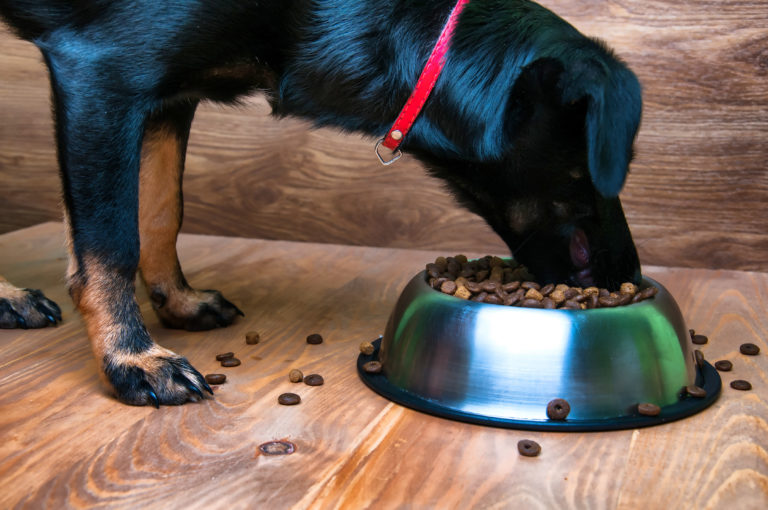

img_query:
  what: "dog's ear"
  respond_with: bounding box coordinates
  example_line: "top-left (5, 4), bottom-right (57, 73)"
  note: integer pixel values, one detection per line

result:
top-left (557, 51), bottom-right (642, 197)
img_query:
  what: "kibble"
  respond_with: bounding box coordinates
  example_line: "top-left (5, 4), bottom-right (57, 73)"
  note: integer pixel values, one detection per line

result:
top-left (278, 393), bottom-right (301, 405)
top-left (517, 439), bottom-right (541, 457)
top-left (221, 357), bottom-right (241, 367)
top-left (739, 343), bottom-right (760, 356)
top-left (363, 361), bottom-right (382, 373)
top-left (428, 255), bottom-right (657, 309)
top-left (546, 398), bottom-right (570, 420)
top-left (359, 342), bottom-right (375, 356)
top-left (637, 402), bottom-right (661, 416)
top-left (306, 333), bottom-right (324, 345)
top-left (304, 374), bottom-right (324, 386)
top-left (714, 360), bottom-right (733, 371)
top-left (691, 334), bottom-right (708, 345)
top-left (686, 385), bottom-right (707, 398)
top-left (204, 373), bottom-right (226, 385)
top-left (694, 349), bottom-right (705, 369)
top-left (288, 369), bottom-right (304, 383)
top-left (245, 331), bottom-right (261, 344)
top-left (215, 352), bottom-right (235, 361)
top-left (730, 380), bottom-right (752, 391)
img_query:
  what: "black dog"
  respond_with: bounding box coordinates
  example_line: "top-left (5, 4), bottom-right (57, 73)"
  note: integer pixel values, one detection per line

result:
top-left (0, 0), bottom-right (642, 406)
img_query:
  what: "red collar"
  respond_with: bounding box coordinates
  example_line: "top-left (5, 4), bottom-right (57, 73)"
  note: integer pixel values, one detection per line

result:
top-left (376, 0), bottom-right (470, 165)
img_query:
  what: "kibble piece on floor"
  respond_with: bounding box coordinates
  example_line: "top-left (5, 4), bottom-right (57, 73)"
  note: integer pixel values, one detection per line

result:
top-left (215, 352), bottom-right (235, 361)
top-left (278, 393), bottom-right (301, 405)
top-left (204, 374), bottom-right (226, 385)
top-left (546, 398), bottom-right (570, 420)
top-left (694, 349), bottom-right (705, 368)
top-left (304, 374), bottom-right (324, 386)
top-left (221, 357), bottom-right (241, 367)
top-left (637, 403), bottom-right (661, 416)
top-left (691, 334), bottom-right (708, 345)
top-left (363, 361), bottom-right (382, 373)
top-left (245, 331), bottom-right (261, 344)
top-left (730, 380), bottom-right (752, 391)
top-left (686, 385), bottom-right (707, 398)
top-left (739, 343), bottom-right (760, 355)
top-left (306, 333), bottom-right (323, 345)
top-left (289, 369), bottom-right (304, 383)
top-left (714, 360), bottom-right (733, 371)
top-left (359, 342), bottom-right (375, 356)
top-left (517, 439), bottom-right (541, 457)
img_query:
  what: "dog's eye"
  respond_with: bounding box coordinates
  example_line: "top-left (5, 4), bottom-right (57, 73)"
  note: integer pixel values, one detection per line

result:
top-left (569, 168), bottom-right (585, 180)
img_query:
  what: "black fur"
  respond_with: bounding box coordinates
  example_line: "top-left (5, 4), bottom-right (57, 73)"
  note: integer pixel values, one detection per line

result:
top-left (1, 0), bottom-right (643, 404)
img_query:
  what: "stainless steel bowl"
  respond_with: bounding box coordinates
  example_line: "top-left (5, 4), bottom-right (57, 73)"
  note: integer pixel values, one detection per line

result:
top-left (358, 272), bottom-right (721, 430)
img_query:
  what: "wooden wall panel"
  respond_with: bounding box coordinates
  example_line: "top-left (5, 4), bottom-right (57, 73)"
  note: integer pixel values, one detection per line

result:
top-left (1, 0), bottom-right (766, 271)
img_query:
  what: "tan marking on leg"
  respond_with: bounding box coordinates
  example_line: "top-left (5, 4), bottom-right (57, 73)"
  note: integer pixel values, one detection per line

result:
top-left (72, 255), bottom-right (139, 362)
top-left (0, 279), bottom-right (27, 300)
top-left (62, 208), bottom-right (78, 282)
top-left (138, 124), bottom-right (185, 295)
top-left (138, 119), bottom-right (222, 326)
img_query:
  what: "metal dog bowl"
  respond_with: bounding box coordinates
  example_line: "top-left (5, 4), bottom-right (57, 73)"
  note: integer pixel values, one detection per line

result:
top-left (358, 272), bottom-right (721, 431)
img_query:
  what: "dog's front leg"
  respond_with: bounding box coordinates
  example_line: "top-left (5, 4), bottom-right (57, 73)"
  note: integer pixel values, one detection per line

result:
top-left (139, 103), bottom-right (243, 331)
top-left (45, 50), bottom-right (210, 406)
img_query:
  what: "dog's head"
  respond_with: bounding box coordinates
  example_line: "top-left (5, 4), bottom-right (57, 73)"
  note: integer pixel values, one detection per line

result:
top-left (415, 49), bottom-right (642, 290)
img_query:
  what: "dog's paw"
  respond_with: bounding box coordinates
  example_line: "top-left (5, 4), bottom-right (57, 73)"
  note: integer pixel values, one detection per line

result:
top-left (104, 346), bottom-right (213, 407)
top-left (150, 287), bottom-right (244, 331)
top-left (0, 284), bottom-right (62, 329)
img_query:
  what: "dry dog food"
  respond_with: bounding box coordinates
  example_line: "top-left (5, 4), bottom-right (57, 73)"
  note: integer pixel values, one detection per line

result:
top-left (221, 357), bottom-right (241, 367)
top-left (517, 439), bottom-right (541, 457)
top-left (304, 374), bottom-right (324, 386)
top-left (215, 352), bottom-right (235, 361)
top-left (637, 403), bottom-right (661, 416)
top-left (278, 392), bottom-right (301, 405)
top-left (739, 343), bottom-right (760, 355)
top-left (363, 361), bottom-right (382, 373)
top-left (426, 255), bottom-right (657, 309)
top-left (204, 374), bottom-right (226, 385)
top-left (730, 380), bottom-right (752, 391)
top-left (289, 369), bottom-right (304, 383)
top-left (691, 334), bottom-right (708, 345)
top-left (359, 342), bottom-right (375, 356)
top-left (686, 385), bottom-right (706, 398)
top-left (546, 398), bottom-right (570, 420)
top-left (714, 360), bottom-right (733, 371)
top-left (245, 331), bottom-right (261, 344)
top-left (694, 349), bottom-right (705, 369)
top-left (306, 333), bottom-right (324, 345)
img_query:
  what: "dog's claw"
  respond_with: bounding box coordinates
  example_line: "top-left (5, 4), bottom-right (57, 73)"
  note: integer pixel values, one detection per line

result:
top-left (13, 310), bottom-right (28, 329)
top-left (188, 384), bottom-right (204, 400)
top-left (35, 298), bottom-right (62, 324)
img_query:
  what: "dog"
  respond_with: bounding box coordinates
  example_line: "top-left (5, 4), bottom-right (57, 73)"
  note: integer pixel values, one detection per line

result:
top-left (0, 0), bottom-right (642, 406)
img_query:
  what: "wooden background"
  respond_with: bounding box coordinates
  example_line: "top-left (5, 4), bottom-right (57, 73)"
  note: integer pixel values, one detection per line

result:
top-left (1, 0), bottom-right (767, 271)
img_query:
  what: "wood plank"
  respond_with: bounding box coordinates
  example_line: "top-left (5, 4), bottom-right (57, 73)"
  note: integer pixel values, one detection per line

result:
top-left (0, 223), bottom-right (766, 508)
top-left (1, 0), bottom-right (768, 271)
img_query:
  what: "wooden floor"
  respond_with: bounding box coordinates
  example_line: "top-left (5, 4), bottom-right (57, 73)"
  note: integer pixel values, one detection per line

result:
top-left (1, 223), bottom-right (766, 509)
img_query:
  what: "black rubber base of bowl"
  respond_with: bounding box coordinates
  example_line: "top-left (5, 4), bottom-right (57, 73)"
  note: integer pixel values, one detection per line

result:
top-left (357, 338), bottom-right (722, 431)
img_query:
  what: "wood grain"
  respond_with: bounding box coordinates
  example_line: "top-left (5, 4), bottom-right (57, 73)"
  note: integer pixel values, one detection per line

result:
top-left (1, 0), bottom-right (767, 272)
top-left (0, 223), bottom-right (767, 508)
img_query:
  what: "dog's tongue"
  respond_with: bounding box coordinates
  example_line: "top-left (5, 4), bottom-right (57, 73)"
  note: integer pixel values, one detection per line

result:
top-left (569, 228), bottom-right (590, 269)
